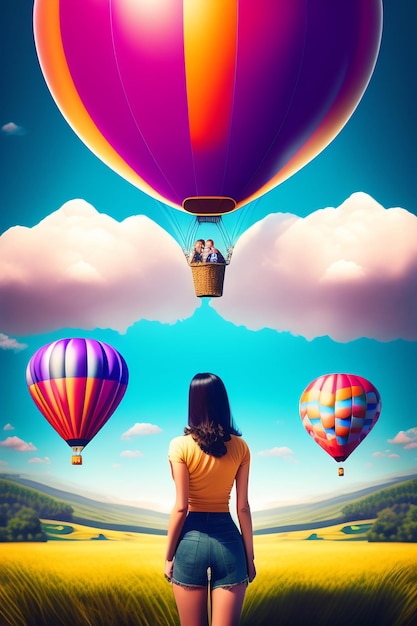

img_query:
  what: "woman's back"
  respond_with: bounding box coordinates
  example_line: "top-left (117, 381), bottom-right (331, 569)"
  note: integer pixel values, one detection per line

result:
top-left (168, 434), bottom-right (250, 512)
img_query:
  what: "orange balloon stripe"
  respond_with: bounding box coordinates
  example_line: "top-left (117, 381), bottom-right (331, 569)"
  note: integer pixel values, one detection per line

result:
top-left (78, 377), bottom-right (100, 436)
top-left (305, 405), bottom-right (321, 420)
top-left (33, 0), bottom-right (170, 207)
top-left (335, 408), bottom-right (353, 421)
top-left (28, 384), bottom-right (58, 429)
top-left (183, 0), bottom-right (237, 149)
top-left (29, 381), bottom-right (73, 439)
top-left (56, 378), bottom-right (75, 434)
top-left (46, 378), bottom-right (77, 439)
top-left (64, 377), bottom-right (87, 436)
top-left (336, 426), bottom-right (350, 438)
top-left (320, 414), bottom-right (335, 430)
top-left (335, 387), bottom-right (353, 402)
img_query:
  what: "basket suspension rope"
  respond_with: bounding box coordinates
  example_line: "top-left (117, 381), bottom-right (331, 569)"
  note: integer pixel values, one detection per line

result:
top-left (153, 199), bottom-right (189, 252)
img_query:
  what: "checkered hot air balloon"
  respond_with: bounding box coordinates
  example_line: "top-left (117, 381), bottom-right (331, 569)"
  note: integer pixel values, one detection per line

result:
top-left (299, 373), bottom-right (381, 472)
top-left (26, 338), bottom-right (129, 465)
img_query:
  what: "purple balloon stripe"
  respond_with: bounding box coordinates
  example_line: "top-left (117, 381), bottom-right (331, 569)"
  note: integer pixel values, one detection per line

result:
top-left (223, 0), bottom-right (307, 200)
top-left (230, 1), bottom-right (382, 203)
top-left (59, 0), bottom-right (194, 207)
top-left (111, 1), bottom-right (195, 200)
top-left (81, 380), bottom-right (127, 441)
top-left (26, 338), bottom-right (128, 384)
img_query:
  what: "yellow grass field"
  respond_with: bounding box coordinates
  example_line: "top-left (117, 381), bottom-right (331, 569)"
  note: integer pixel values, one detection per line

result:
top-left (0, 529), bottom-right (416, 626)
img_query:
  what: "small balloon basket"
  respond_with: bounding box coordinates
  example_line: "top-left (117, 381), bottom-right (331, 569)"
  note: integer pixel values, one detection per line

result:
top-left (338, 467), bottom-right (344, 477)
top-left (190, 263), bottom-right (226, 298)
top-left (71, 446), bottom-right (84, 465)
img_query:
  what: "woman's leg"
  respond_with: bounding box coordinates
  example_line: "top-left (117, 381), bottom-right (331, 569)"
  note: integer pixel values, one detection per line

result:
top-left (211, 584), bottom-right (247, 626)
top-left (172, 584), bottom-right (209, 626)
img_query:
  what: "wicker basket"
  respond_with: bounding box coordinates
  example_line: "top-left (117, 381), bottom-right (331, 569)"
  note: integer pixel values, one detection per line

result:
top-left (189, 263), bottom-right (226, 298)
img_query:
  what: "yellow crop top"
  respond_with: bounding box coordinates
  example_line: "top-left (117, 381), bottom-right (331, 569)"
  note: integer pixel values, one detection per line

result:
top-left (168, 434), bottom-right (250, 512)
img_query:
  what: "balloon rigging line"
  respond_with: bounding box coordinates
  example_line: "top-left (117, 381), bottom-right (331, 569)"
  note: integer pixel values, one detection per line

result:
top-left (153, 199), bottom-right (189, 253)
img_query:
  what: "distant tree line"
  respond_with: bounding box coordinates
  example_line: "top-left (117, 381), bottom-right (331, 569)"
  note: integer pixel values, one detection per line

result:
top-left (0, 479), bottom-right (74, 542)
top-left (342, 479), bottom-right (417, 542)
top-left (367, 503), bottom-right (417, 542)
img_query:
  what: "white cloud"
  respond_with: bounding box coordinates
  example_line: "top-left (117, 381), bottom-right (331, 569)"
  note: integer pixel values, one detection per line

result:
top-left (28, 457), bottom-right (51, 464)
top-left (212, 193), bottom-right (417, 342)
top-left (121, 422), bottom-right (162, 440)
top-left (0, 436), bottom-right (37, 452)
top-left (372, 450), bottom-right (400, 459)
top-left (0, 199), bottom-right (198, 334)
top-left (388, 427), bottom-right (417, 448)
top-left (120, 450), bottom-right (143, 458)
top-left (258, 446), bottom-right (296, 461)
top-left (0, 334), bottom-right (27, 351)
top-left (1, 122), bottom-right (26, 136)
top-left (3, 424), bottom-right (14, 431)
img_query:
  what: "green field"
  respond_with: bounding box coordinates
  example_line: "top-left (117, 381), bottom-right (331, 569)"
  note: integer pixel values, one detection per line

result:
top-left (41, 517), bottom-right (375, 542)
top-left (1, 526), bottom-right (416, 626)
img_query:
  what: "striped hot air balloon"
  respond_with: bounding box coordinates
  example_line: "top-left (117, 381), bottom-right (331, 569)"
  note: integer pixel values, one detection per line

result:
top-left (33, 0), bottom-right (382, 216)
top-left (26, 338), bottom-right (129, 465)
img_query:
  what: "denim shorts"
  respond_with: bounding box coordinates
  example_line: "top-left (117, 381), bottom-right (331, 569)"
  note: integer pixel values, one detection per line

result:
top-left (172, 512), bottom-right (248, 590)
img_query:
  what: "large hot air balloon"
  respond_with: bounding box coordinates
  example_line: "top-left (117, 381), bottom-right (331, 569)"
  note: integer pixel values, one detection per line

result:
top-left (26, 338), bottom-right (129, 465)
top-left (33, 0), bottom-right (382, 295)
top-left (299, 373), bottom-right (381, 473)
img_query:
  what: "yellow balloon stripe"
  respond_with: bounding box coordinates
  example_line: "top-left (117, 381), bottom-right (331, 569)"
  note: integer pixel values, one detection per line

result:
top-left (183, 0), bottom-right (237, 148)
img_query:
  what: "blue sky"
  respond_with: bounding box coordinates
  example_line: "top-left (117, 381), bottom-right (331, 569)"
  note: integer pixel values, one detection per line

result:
top-left (0, 1), bottom-right (416, 514)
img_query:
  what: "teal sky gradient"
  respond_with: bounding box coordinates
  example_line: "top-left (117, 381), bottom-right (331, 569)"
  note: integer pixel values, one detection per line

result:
top-left (0, 1), bottom-right (416, 513)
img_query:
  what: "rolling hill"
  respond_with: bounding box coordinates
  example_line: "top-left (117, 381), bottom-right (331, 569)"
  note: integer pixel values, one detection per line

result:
top-left (0, 474), bottom-right (168, 534)
top-left (1, 471), bottom-right (416, 535)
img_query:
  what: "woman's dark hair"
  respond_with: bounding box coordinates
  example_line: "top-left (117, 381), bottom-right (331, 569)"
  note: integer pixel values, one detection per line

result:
top-left (185, 373), bottom-right (241, 457)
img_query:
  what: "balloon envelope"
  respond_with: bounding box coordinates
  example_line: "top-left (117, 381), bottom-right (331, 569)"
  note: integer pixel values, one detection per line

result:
top-left (299, 373), bottom-right (381, 462)
top-left (33, 0), bottom-right (382, 215)
top-left (26, 338), bottom-right (129, 456)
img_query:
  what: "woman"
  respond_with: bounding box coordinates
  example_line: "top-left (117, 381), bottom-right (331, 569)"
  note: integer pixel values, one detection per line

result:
top-left (165, 373), bottom-right (256, 626)
top-left (189, 239), bottom-right (205, 263)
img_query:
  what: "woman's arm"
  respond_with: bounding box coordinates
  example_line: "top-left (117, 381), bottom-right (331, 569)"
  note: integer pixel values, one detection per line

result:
top-left (235, 462), bottom-right (256, 582)
top-left (164, 460), bottom-right (189, 579)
